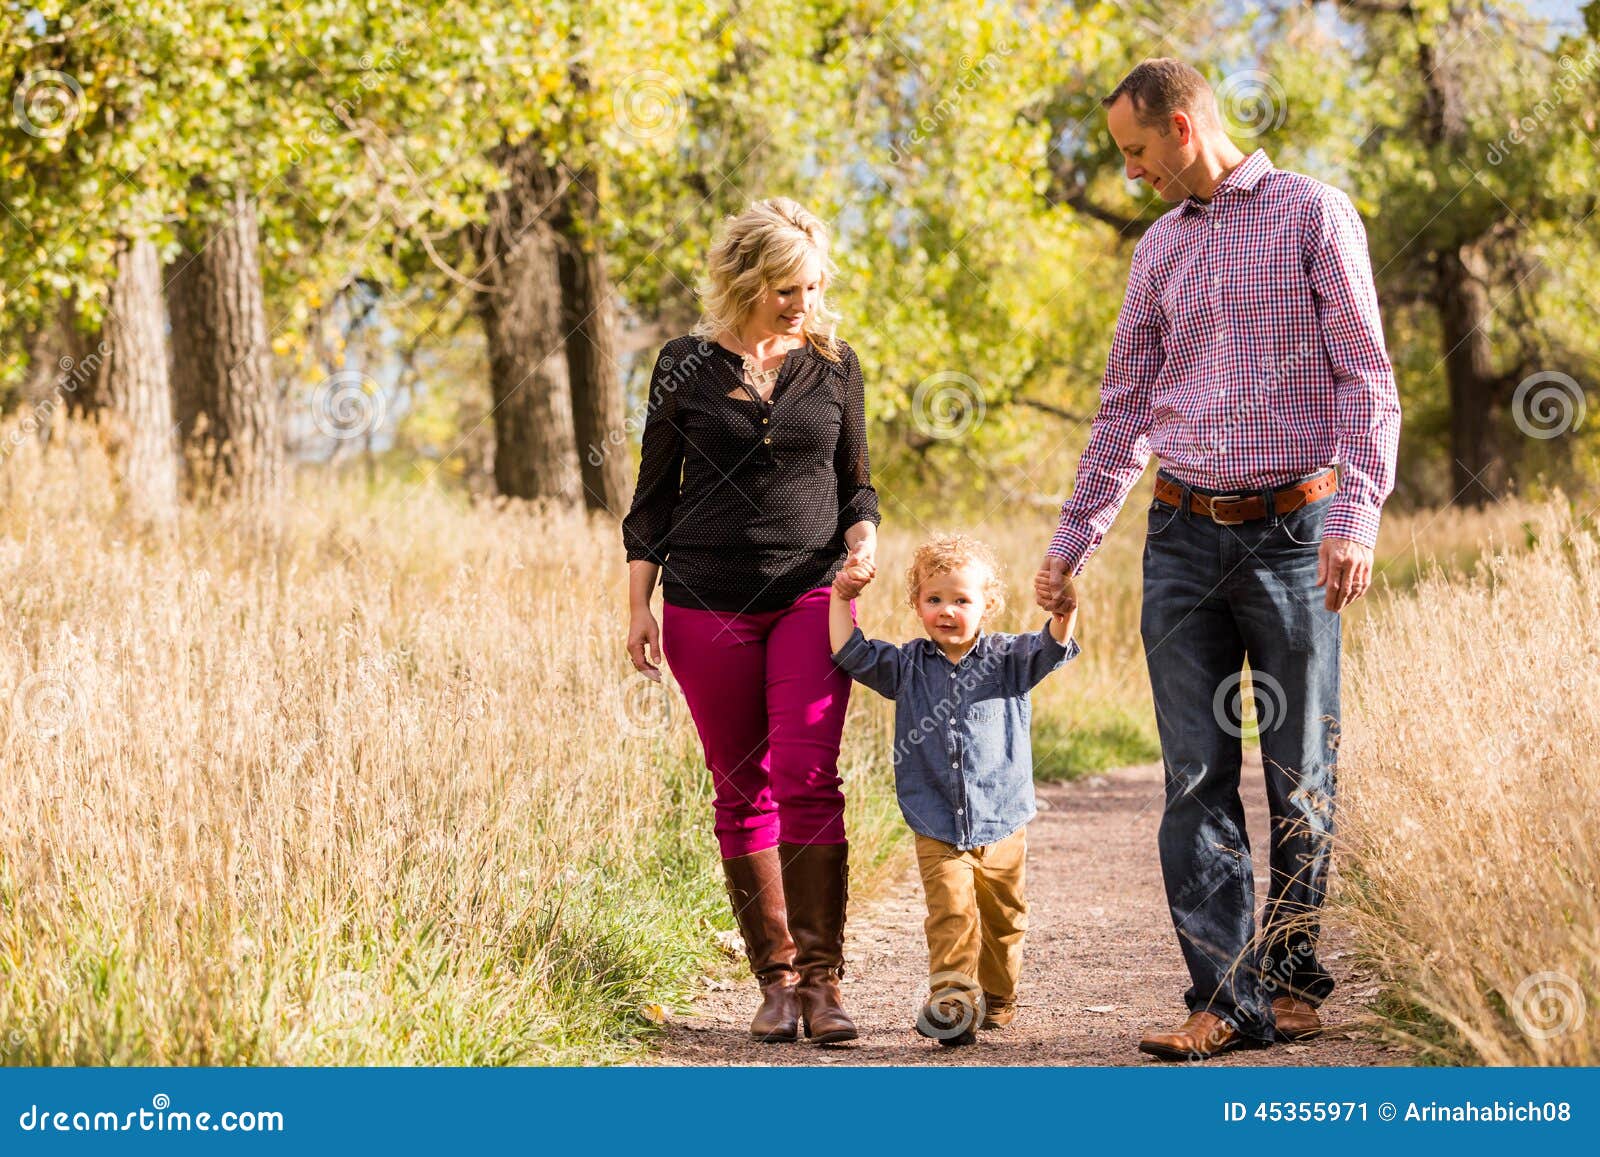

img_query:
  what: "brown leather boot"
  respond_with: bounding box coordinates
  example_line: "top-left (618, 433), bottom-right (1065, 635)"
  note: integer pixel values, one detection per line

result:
top-left (1272, 996), bottom-right (1323, 1041)
top-left (778, 841), bottom-right (859, 1043)
top-left (1138, 1010), bottom-right (1266, 1062)
top-left (721, 848), bottom-right (799, 1042)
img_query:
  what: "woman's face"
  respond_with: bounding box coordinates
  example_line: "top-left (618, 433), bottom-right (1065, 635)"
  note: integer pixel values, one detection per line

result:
top-left (744, 251), bottom-right (823, 341)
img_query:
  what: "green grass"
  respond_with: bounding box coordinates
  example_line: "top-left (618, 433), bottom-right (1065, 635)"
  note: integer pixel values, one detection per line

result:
top-left (1032, 709), bottom-right (1162, 783)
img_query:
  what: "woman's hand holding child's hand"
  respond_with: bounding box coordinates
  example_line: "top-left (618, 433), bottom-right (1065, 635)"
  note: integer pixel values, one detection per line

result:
top-left (832, 558), bottom-right (876, 600)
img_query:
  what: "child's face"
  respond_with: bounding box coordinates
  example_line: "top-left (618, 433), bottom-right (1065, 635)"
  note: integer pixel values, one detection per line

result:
top-left (916, 563), bottom-right (989, 648)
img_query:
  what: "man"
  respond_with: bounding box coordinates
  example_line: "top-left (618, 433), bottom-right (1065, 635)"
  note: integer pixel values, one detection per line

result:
top-left (1035, 59), bottom-right (1401, 1061)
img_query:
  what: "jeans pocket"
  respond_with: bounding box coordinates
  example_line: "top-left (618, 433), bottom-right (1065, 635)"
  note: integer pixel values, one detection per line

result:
top-left (1275, 501), bottom-right (1327, 547)
top-left (1147, 498), bottom-right (1182, 539)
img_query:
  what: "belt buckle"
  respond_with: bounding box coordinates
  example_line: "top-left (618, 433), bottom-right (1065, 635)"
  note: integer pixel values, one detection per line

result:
top-left (1207, 493), bottom-right (1247, 525)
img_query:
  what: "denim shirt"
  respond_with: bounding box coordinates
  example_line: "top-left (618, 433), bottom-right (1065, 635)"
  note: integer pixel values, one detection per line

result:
top-left (830, 621), bottom-right (1080, 850)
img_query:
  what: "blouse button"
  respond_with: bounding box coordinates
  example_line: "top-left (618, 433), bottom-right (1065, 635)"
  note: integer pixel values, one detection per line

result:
top-left (763, 437), bottom-right (772, 444)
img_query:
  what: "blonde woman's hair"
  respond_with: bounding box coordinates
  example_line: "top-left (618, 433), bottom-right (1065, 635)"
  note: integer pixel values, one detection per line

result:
top-left (691, 197), bottom-right (843, 362)
top-left (904, 533), bottom-right (1007, 625)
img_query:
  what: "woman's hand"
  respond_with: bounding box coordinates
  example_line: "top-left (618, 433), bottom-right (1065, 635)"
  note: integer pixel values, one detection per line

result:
top-left (833, 558), bottom-right (876, 600)
top-left (628, 606), bottom-right (664, 683)
top-left (843, 523), bottom-right (877, 573)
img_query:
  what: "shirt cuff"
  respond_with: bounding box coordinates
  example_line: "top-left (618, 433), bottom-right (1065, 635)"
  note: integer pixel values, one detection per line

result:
top-left (1045, 523), bottom-right (1093, 575)
top-left (1034, 619), bottom-right (1082, 659)
top-left (1324, 500), bottom-right (1382, 548)
top-left (837, 502), bottom-right (881, 536)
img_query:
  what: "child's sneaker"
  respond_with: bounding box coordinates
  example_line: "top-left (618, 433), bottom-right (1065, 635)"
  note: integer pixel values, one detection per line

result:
top-left (981, 993), bottom-right (1016, 1029)
top-left (916, 994), bottom-right (980, 1047)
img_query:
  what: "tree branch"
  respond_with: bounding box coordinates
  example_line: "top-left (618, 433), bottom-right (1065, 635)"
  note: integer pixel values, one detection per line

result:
top-left (1062, 190), bottom-right (1149, 237)
top-left (1012, 395), bottom-right (1089, 424)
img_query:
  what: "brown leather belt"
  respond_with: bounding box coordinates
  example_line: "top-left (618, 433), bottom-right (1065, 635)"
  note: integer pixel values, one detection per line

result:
top-left (1153, 469), bottom-right (1338, 525)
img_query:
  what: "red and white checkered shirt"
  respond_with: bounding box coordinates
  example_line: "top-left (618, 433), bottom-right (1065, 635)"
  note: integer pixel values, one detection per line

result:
top-left (1047, 150), bottom-right (1401, 570)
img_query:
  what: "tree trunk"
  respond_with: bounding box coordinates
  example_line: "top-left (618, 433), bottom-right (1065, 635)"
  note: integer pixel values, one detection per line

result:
top-left (166, 246), bottom-right (207, 457)
top-left (472, 139), bottom-right (580, 504)
top-left (1435, 243), bottom-right (1502, 503)
top-left (99, 236), bottom-right (179, 528)
top-left (167, 189), bottom-right (284, 503)
top-left (555, 169), bottom-right (630, 514)
top-left (1416, 24), bottom-right (1505, 504)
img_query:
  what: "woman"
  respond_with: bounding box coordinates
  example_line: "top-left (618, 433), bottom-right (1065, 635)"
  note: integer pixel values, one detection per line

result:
top-left (623, 197), bottom-right (879, 1044)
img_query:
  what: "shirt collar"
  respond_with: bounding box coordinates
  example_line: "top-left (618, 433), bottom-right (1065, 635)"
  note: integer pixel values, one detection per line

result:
top-left (931, 627), bottom-right (987, 668)
top-left (1181, 148), bottom-right (1273, 215)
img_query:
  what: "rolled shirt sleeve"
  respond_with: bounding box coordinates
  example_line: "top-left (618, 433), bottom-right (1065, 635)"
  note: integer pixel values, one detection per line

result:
top-left (1047, 237), bottom-right (1162, 574)
top-left (1303, 191), bottom-right (1402, 548)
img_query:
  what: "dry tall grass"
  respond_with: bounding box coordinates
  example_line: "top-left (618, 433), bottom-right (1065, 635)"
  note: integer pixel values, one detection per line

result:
top-left (0, 418), bottom-right (904, 1064)
top-left (1342, 498), bottom-right (1600, 1064)
top-left (3, 413), bottom-right (1582, 1065)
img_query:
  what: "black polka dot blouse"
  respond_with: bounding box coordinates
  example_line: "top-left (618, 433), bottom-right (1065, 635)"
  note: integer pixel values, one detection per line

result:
top-left (622, 333), bottom-right (881, 613)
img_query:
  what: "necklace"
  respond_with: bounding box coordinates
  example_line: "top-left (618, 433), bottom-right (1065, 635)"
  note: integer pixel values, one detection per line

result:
top-left (728, 331), bottom-right (799, 400)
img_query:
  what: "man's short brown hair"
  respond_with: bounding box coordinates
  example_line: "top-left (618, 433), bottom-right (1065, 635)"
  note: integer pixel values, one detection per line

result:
top-left (1102, 58), bottom-right (1216, 130)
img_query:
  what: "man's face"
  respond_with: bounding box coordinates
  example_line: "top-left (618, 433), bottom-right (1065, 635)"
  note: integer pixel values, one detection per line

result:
top-left (1106, 94), bottom-right (1199, 203)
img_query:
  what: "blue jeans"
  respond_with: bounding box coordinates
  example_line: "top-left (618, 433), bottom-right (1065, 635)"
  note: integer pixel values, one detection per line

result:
top-left (1139, 470), bottom-right (1341, 1042)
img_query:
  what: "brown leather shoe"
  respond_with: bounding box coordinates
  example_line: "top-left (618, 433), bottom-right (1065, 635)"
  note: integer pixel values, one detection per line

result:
top-left (721, 848), bottom-right (799, 1043)
top-left (778, 841), bottom-right (859, 1043)
top-left (1138, 1011), bottom-right (1264, 1062)
top-left (981, 993), bottom-right (1016, 1030)
top-left (1272, 996), bottom-right (1323, 1041)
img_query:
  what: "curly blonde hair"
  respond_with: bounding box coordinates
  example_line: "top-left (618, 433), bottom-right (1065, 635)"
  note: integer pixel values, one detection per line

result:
top-left (691, 197), bottom-right (843, 362)
top-left (904, 533), bottom-right (1007, 625)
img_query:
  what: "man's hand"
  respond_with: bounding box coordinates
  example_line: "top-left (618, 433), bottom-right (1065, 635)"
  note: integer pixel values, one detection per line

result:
top-left (1316, 535), bottom-right (1374, 612)
top-left (1034, 554), bottom-right (1078, 615)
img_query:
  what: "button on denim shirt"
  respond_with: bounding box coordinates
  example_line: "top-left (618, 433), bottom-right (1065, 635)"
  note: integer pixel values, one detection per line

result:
top-left (830, 622), bottom-right (1080, 850)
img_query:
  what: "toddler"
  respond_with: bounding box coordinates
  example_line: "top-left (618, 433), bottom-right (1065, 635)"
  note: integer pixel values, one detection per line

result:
top-left (828, 532), bottom-right (1078, 1046)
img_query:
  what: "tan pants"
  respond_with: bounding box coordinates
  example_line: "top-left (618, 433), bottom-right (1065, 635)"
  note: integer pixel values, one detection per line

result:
top-left (913, 827), bottom-right (1028, 1005)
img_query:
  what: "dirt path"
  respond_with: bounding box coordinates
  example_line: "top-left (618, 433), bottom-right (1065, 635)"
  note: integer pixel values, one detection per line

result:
top-left (656, 755), bottom-right (1405, 1066)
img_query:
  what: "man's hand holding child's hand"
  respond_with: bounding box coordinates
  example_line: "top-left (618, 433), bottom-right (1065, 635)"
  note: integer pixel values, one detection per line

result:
top-left (1049, 605), bottom-right (1079, 645)
top-left (832, 558), bottom-right (876, 600)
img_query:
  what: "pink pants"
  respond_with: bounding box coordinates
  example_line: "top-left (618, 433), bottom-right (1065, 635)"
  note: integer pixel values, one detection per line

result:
top-left (661, 586), bottom-right (856, 859)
